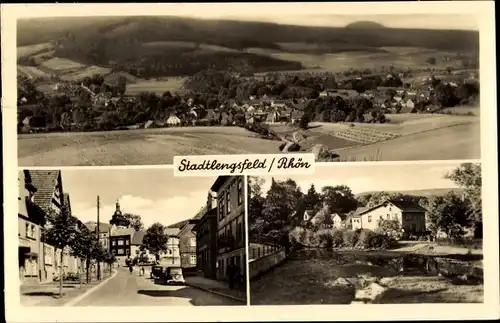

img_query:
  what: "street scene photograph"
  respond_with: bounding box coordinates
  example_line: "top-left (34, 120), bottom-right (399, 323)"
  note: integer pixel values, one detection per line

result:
top-left (16, 10), bottom-right (480, 166)
top-left (17, 169), bottom-right (247, 306)
top-left (248, 161), bottom-right (483, 305)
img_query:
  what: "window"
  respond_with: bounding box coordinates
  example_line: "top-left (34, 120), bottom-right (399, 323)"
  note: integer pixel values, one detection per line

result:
top-left (368, 215), bottom-right (372, 222)
top-left (26, 223), bottom-right (36, 239)
top-left (44, 245), bottom-right (53, 265)
top-left (226, 190), bottom-right (231, 214)
top-left (125, 240), bottom-right (129, 245)
top-left (112, 249), bottom-right (116, 255)
top-left (118, 240), bottom-right (124, 246)
top-left (237, 178), bottom-right (243, 205)
top-left (219, 195), bottom-right (225, 220)
top-left (190, 237), bottom-right (196, 246)
top-left (190, 254), bottom-right (197, 265)
top-left (112, 240), bottom-right (116, 246)
top-left (117, 249), bottom-right (125, 255)
top-left (387, 214), bottom-right (390, 219)
top-left (126, 249), bottom-right (130, 255)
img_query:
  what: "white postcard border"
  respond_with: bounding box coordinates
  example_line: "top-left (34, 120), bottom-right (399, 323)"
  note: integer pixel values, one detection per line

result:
top-left (2, 1), bottom-right (499, 322)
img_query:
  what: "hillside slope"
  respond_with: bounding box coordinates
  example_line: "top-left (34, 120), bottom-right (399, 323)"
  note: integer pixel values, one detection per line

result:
top-left (357, 187), bottom-right (465, 198)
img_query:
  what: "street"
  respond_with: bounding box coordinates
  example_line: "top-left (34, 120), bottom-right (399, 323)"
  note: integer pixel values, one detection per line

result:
top-left (72, 267), bottom-right (241, 306)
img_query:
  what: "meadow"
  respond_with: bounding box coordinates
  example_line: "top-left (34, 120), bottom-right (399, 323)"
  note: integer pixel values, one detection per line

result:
top-left (18, 127), bottom-right (281, 166)
top-left (125, 78), bottom-right (187, 95)
top-left (17, 42), bottom-right (54, 58)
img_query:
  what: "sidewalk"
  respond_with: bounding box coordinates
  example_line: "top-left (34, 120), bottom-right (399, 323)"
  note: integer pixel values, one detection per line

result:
top-left (185, 275), bottom-right (247, 303)
top-left (20, 273), bottom-right (113, 306)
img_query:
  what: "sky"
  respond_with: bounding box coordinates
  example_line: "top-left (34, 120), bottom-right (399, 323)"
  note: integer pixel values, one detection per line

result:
top-left (215, 14), bottom-right (478, 31)
top-left (257, 162), bottom-right (463, 197)
top-left (60, 168), bottom-right (217, 228)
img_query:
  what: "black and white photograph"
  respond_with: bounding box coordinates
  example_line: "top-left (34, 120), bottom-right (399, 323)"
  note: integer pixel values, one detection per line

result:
top-left (16, 12), bottom-right (480, 166)
top-left (248, 162), bottom-right (483, 305)
top-left (18, 169), bottom-right (247, 306)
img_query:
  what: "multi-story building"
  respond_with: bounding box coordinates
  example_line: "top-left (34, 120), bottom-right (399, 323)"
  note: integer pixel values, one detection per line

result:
top-left (18, 170), bottom-right (83, 284)
top-left (109, 201), bottom-right (135, 264)
top-left (211, 176), bottom-right (246, 281)
top-left (193, 192), bottom-right (218, 279)
top-left (158, 228), bottom-right (181, 266)
top-left (84, 221), bottom-right (111, 253)
top-left (178, 220), bottom-right (199, 270)
top-left (352, 199), bottom-right (427, 234)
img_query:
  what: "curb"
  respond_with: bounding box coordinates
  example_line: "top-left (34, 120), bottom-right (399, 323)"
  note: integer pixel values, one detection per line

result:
top-left (63, 270), bottom-right (118, 307)
top-left (185, 283), bottom-right (246, 304)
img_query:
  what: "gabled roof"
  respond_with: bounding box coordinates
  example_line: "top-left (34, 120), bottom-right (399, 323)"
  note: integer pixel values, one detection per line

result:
top-left (28, 170), bottom-right (61, 210)
top-left (387, 199), bottom-right (427, 213)
top-left (84, 221), bottom-right (111, 233)
top-left (131, 230), bottom-right (146, 245)
top-left (165, 228), bottom-right (180, 236)
top-left (111, 227), bottom-right (135, 237)
top-left (356, 199), bottom-right (427, 217)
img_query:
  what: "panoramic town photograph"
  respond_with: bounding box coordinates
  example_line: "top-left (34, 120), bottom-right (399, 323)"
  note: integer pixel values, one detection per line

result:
top-left (18, 169), bottom-right (247, 306)
top-left (16, 13), bottom-right (480, 166)
top-left (248, 162), bottom-right (483, 305)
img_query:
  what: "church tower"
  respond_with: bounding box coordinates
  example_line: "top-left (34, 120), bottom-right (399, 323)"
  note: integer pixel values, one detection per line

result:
top-left (109, 200), bottom-right (129, 229)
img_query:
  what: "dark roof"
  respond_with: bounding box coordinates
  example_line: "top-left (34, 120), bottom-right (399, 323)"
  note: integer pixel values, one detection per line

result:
top-left (28, 170), bottom-right (61, 210)
top-left (84, 221), bottom-right (111, 233)
top-left (210, 176), bottom-right (230, 192)
top-left (387, 199), bottom-right (427, 213)
top-left (167, 220), bottom-right (189, 229)
top-left (131, 231), bottom-right (146, 245)
top-left (357, 199), bottom-right (427, 216)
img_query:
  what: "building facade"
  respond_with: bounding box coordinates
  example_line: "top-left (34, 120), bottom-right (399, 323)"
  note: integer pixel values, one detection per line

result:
top-left (212, 176), bottom-right (246, 281)
top-left (178, 220), bottom-right (198, 269)
top-left (193, 192), bottom-right (218, 279)
top-left (109, 201), bottom-right (135, 264)
top-left (158, 228), bottom-right (181, 266)
top-left (18, 170), bottom-right (83, 284)
top-left (352, 199), bottom-right (427, 234)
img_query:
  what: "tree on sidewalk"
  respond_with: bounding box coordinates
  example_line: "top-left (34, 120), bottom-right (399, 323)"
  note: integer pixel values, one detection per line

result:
top-left (42, 205), bottom-right (79, 298)
top-left (70, 228), bottom-right (106, 283)
top-left (142, 223), bottom-right (169, 262)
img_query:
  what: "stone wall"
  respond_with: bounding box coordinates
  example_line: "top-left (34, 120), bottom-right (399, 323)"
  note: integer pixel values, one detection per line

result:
top-left (249, 248), bottom-right (287, 280)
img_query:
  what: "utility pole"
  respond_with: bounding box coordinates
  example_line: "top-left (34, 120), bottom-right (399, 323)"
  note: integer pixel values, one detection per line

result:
top-left (97, 195), bottom-right (101, 280)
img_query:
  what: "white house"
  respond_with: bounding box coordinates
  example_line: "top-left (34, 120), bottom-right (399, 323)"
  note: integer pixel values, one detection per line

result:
top-left (303, 210), bottom-right (314, 222)
top-left (406, 99), bottom-right (415, 110)
top-left (332, 213), bottom-right (346, 229)
top-left (167, 115), bottom-right (181, 126)
top-left (351, 199), bottom-right (427, 234)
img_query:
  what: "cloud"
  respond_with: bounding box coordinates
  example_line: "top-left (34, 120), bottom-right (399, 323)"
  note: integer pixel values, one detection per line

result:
top-left (72, 192), bottom-right (207, 229)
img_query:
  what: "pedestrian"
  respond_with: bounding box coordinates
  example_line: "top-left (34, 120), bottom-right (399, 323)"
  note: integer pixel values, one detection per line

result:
top-left (129, 265), bottom-right (133, 275)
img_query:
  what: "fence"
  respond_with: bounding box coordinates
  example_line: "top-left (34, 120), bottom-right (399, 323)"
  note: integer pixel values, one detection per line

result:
top-left (249, 243), bottom-right (283, 261)
top-left (434, 238), bottom-right (483, 250)
top-left (249, 247), bottom-right (287, 280)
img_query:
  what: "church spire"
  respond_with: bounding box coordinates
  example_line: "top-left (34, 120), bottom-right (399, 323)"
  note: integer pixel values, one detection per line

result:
top-left (116, 200), bottom-right (121, 213)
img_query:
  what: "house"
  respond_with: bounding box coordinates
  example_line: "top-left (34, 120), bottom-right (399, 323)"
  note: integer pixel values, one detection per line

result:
top-left (109, 201), bottom-right (136, 264)
top-left (166, 115), bottom-right (181, 126)
top-left (302, 210), bottom-right (315, 222)
top-left (266, 111), bottom-right (279, 123)
top-left (18, 170), bottom-right (82, 284)
top-left (192, 192), bottom-right (218, 279)
top-left (85, 221), bottom-right (111, 253)
top-left (351, 199), bottom-right (427, 234)
top-left (178, 218), bottom-right (199, 270)
top-left (332, 213), bottom-right (347, 228)
top-left (212, 176), bottom-right (246, 281)
top-left (159, 228), bottom-right (181, 266)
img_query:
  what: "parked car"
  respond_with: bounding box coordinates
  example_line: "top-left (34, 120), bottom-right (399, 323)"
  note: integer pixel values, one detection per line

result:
top-left (164, 266), bottom-right (185, 285)
top-left (150, 265), bottom-right (165, 279)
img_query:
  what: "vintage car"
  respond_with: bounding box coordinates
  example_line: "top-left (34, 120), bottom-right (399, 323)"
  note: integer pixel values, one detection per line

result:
top-left (150, 265), bottom-right (165, 279)
top-left (164, 266), bottom-right (185, 285)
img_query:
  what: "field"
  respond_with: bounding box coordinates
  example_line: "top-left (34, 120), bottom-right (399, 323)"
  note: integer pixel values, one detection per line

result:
top-left (59, 65), bottom-right (112, 81)
top-left (125, 78), bottom-right (187, 95)
top-left (18, 127), bottom-right (281, 166)
top-left (17, 65), bottom-right (51, 79)
top-left (40, 57), bottom-right (86, 71)
top-left (17, 42), bottom-right (54, 58)
top-left (263, 47), bottom-right (463, 71)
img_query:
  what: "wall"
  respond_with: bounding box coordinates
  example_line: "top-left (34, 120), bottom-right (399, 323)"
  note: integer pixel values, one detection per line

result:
top-left (401, 211), bottom-right (426, 233)
top-left (360, 204), bottom-right (403, 231)
top-left (249, 249), bottom-right (286, 280)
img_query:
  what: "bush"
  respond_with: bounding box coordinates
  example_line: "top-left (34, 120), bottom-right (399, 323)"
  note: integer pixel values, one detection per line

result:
top-left (316, 229), bottom-right (334, 248)
top-left (332, 229), bottom-right (344, 247)
top-left (343, 229), bottom-right (360, 248)
top-left (357, 229), bottom-right (396, 250)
